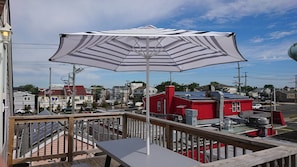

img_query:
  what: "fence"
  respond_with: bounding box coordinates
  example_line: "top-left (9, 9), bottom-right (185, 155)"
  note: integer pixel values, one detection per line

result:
top-left (7, 112), bottom-right (297, 167)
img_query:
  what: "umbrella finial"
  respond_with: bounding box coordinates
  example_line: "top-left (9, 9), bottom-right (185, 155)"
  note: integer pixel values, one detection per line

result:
top-left (141, 25), bottom-right (157, 29)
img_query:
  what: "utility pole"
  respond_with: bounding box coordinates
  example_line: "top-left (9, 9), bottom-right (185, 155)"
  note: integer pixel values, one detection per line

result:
top-left (243, 72), bottom-right (247, 88)
top-left (49, 67), bottom-right (52, 113)
top-left (273, 88), bottom-right (276, 111)
top-left (238, 63), bottom-right (241, 94)
top-left (242, 72), bottom-right (247, 94)
top-left (71, 65), bottom-right (84, 113)
top-left (234, 62), bottom-right (242, 94)
top-left (170, 72), bottom-right (172, 85)
top-left (72, 65), bottom-right (76, 114)
top-left (295, 74), bottom-right (297, 104)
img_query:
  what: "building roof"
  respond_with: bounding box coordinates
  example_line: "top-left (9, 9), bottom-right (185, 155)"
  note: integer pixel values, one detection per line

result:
top-left (64, 85), bottom-right (87, 96)
top-left (38, 85), bottom-right (88, 96)
top-left (30, 109), bottom-right (60, 145)
top-left (50, 89), bottom-right (64, 96)
top-left (174, 91), bottom-right (250, 100)
top-left (197, 84), bottom-right (236, 91)
top-left (175, 91), bottom-right (209, 100)
top-left (277, 90), bottom-right (296, 94)
top-left (134, 86), bottom-right (146, 90)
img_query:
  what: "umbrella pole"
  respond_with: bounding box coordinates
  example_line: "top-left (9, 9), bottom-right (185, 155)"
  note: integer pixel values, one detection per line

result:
top-left (145, 38), bottom-right (150, 155)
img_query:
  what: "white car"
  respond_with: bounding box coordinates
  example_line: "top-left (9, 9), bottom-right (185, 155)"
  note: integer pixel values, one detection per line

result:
top-left (15, 109), bottom-right (26, 114)
top-left (252, 103), bottom-right (262, 110)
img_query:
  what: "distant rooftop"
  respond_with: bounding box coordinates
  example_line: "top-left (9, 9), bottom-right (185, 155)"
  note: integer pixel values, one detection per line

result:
top-left (175, 91), bottom-right (250, 100)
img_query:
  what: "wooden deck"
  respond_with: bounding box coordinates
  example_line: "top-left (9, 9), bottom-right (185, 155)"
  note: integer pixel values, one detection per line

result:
top-left (8, 113), bottom-right (297, 167)
top-left (32, 155), bottom-right (120, 167)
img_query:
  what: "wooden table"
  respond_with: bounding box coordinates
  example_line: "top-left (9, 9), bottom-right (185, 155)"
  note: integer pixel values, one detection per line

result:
top-left (96, 138), bottom-right (200, 167)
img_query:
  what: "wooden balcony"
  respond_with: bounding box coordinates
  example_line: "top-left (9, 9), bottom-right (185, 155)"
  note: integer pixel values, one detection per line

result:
top-left (7, 112), bottom-right (297, 167)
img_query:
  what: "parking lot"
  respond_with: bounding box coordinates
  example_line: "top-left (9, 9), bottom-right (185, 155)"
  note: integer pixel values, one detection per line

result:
top-left (275, 103), bottom-right (297, 120)
top-left (276, 103), bottom-right (297, 131)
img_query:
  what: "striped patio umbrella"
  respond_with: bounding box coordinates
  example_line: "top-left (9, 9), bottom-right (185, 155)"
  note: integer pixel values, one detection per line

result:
top-left (49, 25), bottom-right (247, 155)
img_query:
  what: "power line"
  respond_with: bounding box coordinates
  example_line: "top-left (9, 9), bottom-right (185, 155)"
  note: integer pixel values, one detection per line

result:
top-left (295, 75), bottom-right (297, 103)
top-left (12, 42), bottom-right (58, 46)
top-left (243, 72), bottom-right (247, 88)
top-left (12, 42), bottom-right (58, 50)
top-left (13, 47), bottom-right (57, 49)
top-left (249, 76), bottom-right (293, 81)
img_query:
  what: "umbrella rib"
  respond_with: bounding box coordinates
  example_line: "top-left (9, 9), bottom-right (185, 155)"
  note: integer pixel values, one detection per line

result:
top-left (70, 52), bottom-right (120, 66)
top-left (185, 36), bottom-right (232, 56)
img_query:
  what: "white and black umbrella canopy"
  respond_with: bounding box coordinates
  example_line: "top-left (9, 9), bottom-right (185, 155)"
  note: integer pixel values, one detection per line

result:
top-left (49, 25), bottom-right (247, 155)
top-left (49, 25), bottom-right (246, 71)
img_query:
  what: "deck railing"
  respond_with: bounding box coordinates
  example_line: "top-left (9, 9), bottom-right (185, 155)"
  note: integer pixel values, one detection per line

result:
top-left (8, 113), bottom-right (123, 166)
top-left (7, 112), bottom-right (297, 167)
top-left (125, 113), bottom-right (297, 166)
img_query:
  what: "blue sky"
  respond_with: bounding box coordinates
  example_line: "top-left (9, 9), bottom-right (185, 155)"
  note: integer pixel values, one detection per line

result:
top-left (10, 0), bottom-right (297, 89)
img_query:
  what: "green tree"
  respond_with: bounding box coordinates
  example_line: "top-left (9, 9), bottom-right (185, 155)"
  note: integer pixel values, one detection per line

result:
top-left (241, 86), bottom-right (257, 93)
top-left (100, 101), bottom-right (108, 109)
top-left (82, 101), bottom-right (88, 108)
top-left (92, 101), bottom-right (98, 109)
top-left (67, 99), bottom-right (71, 108)
top-left (15, 84), bottom-right (38, 94)
top-left (210, 81), bottom-right (220, 87)
top-left (263, 84), bottom-right (274, 98)
top-left (90, 85), bottom-right (104, 101)
top-left (57, 104), bottom-right (61, 111)
top-left (188, 82), bottom-right (199, 91)
top-left (155, 81), bottom-right (180, 92)
top-left (155, 81), bottom-right (199, 92)
top-left (264, 84), bottom-right (274, 90)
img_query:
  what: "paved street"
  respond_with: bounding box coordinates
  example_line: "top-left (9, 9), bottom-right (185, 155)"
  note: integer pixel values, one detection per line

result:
top-left (276, 103), bottom-right (297, 120)
top-left (252, 102), bottom-right (297, 131)
top-left (275, 103), bottom-right (297, 131)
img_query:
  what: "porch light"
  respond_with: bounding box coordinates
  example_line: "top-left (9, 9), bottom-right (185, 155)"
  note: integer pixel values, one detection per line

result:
top-left (0, 23), bottom-right (11, 43)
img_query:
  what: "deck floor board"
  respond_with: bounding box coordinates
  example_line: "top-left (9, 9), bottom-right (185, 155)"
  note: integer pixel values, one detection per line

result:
top-left (32, 155), bottom-right (120, 167)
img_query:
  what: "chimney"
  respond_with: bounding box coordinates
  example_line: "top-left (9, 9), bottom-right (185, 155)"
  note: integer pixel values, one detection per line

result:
top-left (166, 85), bottom-right (175, 115)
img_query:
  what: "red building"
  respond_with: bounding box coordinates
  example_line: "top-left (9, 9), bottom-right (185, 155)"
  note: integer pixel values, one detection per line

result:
top-left (145, 85), bottom-right (285, 137)
top-left (147, 85), bottom-right (252, 121)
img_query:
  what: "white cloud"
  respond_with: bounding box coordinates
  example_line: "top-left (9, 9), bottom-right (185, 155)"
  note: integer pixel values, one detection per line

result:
top-left (9, 0), bottom-right (297, 88)
top-left (241, 41), bottom-right (294, 61)
top-left (200, 0), bottom-right (297, 22)
top-left (269, 30), bottom-right (297, 39)
top-left (10, 0), bottom-right (188, 87)
top-left (248, 30), bottom-right (297, 44)
top-left (267, 24), bottom-right (277, 29)
top-left (250, 37), bottom-right (264, 43)
top-left (174, 19), bottom-right (196, 29)
top-left (11, 0), bottom-right (185, 37)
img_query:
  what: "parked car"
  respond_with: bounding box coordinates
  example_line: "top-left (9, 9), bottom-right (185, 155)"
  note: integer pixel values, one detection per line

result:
top-left (15, 109), bottom-right (25, 114)
top-left (252, 103), bottom-right (262, 110)
top-left (264, 100), bottom-right (275, 104)
top-left (62, 108), bottom-right (72, 114)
